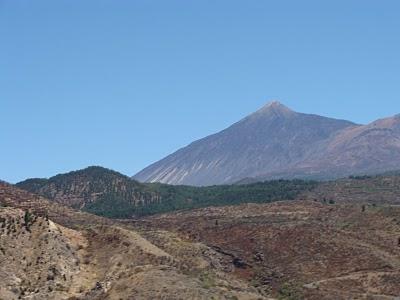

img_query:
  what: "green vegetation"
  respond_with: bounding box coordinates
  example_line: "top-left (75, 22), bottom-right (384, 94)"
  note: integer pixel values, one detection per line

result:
top-left (348, 175), bottom-right (373, 180)
top-left (84, 194), bottom-right (143, 219)
top-left (278, 282), bottom-right (303, 300)
top-left (85, 179), bottom-right (317, 218)
top-left (17, 166), bottom-right (158, 210)
top-left (24, 210), bottom-right (33, 231)
top-left (199, 271), bottom-right (216, 289)
top-left (16, 166), bottom-right (317, 219)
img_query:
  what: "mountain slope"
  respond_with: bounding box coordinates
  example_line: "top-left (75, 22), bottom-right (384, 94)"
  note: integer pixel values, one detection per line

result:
top-left (314, 114), bottom-right (400, 174)
top-left (134, 101), bottom-right (358, 185)
top-left (246, 114), bottom-right (400, 183)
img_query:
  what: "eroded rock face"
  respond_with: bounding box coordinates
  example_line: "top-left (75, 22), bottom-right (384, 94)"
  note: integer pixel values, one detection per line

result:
top-left (0, 208), bottom-right (81, 300)
top-left (134, 102), bottom-right (400, 186)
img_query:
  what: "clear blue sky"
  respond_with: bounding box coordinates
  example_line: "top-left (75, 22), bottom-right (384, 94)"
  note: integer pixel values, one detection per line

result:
top-left (1, 0), bottom-right (400, 183)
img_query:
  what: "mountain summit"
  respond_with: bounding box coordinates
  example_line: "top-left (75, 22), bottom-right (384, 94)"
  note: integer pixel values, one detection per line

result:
top-left (134, 102), bottom-right (400, 185)
top-left (256, 100), bottom-right (294, 115)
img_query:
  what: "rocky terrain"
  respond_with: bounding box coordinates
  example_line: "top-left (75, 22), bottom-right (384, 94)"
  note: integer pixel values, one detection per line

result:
top-left (139, 200), bottom-right (400, 299)
top-left (0, 182), bottom-right (267, 299)
top-left (134, 101), bottom-right (400, 186)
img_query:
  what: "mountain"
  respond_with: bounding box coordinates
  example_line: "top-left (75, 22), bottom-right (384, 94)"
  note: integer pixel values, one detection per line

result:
top-left (16, 166), bottom-right (316, 218)
top-left (133, 101), bottom-right (353, 185)
top-left (240, 114), bottom-right (400, 184)
top-left (313, 114), bottom-right (400, 176)
top-left (134, 101), bottom-right (400, 185)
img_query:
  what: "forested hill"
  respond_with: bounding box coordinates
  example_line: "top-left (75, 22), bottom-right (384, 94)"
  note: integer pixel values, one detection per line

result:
top-left (16, 166), bottom-right (317, 218)
top-left (16, 166), bottom-right (161, 217)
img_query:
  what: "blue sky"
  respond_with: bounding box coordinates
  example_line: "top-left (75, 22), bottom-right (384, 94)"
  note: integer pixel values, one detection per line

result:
top-left (1, 0), bottom-right (400, 183)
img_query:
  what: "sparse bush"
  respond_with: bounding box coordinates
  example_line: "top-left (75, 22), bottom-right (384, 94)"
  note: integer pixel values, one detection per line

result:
top-left (199, 271), bottom-right (216, 289)
top-left (24, 211), bottom-right (34, 231)
top-left (278, 282), bottom-right (303, 300)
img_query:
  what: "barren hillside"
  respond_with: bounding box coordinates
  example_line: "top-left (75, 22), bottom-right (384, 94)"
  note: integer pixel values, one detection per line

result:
top-left (0, 182), bottom-right (266, 299)
top-left (140, 200), bottom-right (400, 299)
